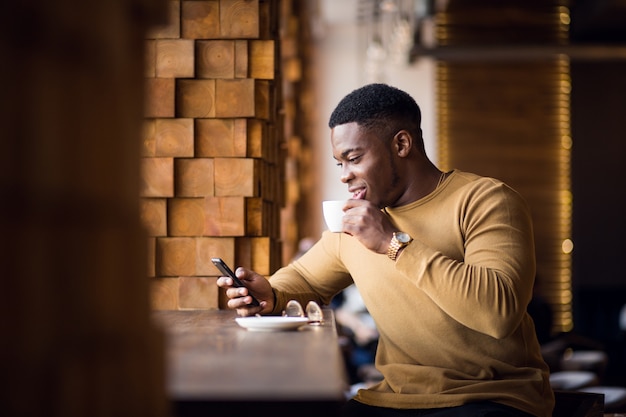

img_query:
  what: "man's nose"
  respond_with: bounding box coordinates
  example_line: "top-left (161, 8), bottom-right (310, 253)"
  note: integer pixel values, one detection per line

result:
top-left (340, 165), bottom-right (353, 183)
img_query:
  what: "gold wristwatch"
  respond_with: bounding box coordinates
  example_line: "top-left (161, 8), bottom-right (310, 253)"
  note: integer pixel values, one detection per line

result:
top-left (387, 231), bottom-right (413, 261)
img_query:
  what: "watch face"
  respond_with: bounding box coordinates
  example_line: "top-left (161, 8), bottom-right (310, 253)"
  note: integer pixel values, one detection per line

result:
top-left (396, 232), bottom-right (411, 243)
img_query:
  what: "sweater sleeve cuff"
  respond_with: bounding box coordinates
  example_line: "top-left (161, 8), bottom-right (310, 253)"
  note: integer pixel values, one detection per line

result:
top-left (269, 288), bottom-right (286, 315)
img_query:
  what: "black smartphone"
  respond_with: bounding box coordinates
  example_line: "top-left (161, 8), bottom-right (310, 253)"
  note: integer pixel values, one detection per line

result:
top-left (211, 258), bottom-right (260, 307)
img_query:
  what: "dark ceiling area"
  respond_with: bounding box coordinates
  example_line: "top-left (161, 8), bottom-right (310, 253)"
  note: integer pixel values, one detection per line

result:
top-left (570, 0), bottom-right (626, 42)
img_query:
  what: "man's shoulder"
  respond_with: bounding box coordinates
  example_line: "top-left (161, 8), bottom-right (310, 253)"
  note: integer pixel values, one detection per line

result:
top-left (452, 170), bottom-right (509, 190)
top-left (449, 170), bottom-right (526, 202)
top-left (453, 170), bottom-right (495, 183)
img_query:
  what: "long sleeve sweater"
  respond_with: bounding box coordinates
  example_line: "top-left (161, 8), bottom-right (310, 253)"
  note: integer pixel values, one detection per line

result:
top-left (269, 170), bottom-right (554, 417)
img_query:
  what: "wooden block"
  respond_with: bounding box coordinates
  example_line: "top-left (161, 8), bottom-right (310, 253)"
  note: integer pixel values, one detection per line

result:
top-left (235, 40), bottom-right (248, 78)
top-left (235, 237), bottom-right (253, 269)
top-left (147, 1), bottom-right (181, 39)
top-left (235, 237), bottom-right (274, 275)
top-left (156, 39), bottom-right (195, 78)
top-left (203, 196), bottom-right (245, 236)
top-left (142, 119), bottom-right (157, 157)
top-left (182, 1), bottom-right (219, 39)
top-left (140, 198), bottom-right (167, 236)
top-left (179, 277), bottom-right (218, 309)
top-left (214, 157), bottom-right (257, 196)
top-left (156, 237), bottom-right (196, 276)
top-left (145, 40), bottom-right (156, 77)
top-left (175, 158), bottom-right (214, 197)
top-left (168, 198), bottom-right (205, 236)
top-left (145, 78), bottom-right (175, 118)
top-left (215, 78), bottom-right (255, 117)
top-left (234, 118), bottom-right (249, 154)
top-left (270, 198), bottom-right (280, 238)
top-left (195, 118), bottom-right (247, 157)
top-left (267, 123), bottom-right (279, 163)
top-left (147, 237), bottom-right (156, 277)
top-left (143, 118), bottom-right (194, 157)
top-left (150, 277), bottom-right (179, 310)
top-left (258, 0), bottom-right (274, 39)
top-left (254, 79), bottom-right (270, 120)
top-left (176, 79), bottom-right (216, 117)
top-left (250, 237), bottom-right (272, 275)
top-left (196, 40), bottom-right (235, 79)
top-left (140, 157), bottom-right (174, 197)
top-left (157, 118), bottom-right (194, 156)
top-left (246, 197), bottom-right (264, 236)
top-left (258, 158), bottom-right (269, 200)
top-left (270, 116), bottom-right (284, 163)
top-left (249, 40), bottom-right (274, 79)
top-left (196, 237), bottom-right (236, 275)
top-left (246, 118), bottom-right (265, 158)
top-left (219, 0), bottom-right (259, 39)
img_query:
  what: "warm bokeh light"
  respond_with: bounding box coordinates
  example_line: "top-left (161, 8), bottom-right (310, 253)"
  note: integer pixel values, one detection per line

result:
top-left (557, 52), bottom-right (573, 332)
top-left (562, 239), bottom-right (574, 254)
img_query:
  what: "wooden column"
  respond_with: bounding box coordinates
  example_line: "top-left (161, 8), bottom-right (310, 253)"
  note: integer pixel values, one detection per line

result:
top-left (143, 0), bottom-right (286, 310)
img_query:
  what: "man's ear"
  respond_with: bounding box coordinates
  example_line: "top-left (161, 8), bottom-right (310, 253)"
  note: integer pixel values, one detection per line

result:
top-left (394, 130), bottom-right (412, 157)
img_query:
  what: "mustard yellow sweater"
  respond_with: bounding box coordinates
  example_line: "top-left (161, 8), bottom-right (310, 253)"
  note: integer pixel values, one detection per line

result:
top-left (269, 170), bottom-right (554, 417)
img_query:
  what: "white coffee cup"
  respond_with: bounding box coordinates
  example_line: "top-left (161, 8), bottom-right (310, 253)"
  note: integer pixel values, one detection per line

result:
top-left (323, 200), bottom-right (347, 232)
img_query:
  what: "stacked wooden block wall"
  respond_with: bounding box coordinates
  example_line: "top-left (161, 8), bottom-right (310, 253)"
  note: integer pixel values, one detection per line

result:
top-left (143, 0), bottom-right (284, 310)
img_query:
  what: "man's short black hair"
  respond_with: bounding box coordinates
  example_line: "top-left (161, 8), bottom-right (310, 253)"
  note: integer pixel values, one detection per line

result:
top-left (328, 83), bottom-right (422, 137)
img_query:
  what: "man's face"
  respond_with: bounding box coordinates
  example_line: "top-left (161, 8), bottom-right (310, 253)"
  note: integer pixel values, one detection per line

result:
top-left (330, 122), bottom-right (400, 209)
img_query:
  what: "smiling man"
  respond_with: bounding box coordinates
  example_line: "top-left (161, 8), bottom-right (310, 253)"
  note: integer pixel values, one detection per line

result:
top-left (217, 84), bottom-right (554, 417)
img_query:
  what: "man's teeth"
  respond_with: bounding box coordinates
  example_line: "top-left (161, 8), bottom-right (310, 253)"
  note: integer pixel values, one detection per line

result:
top-left (352, 189), bottom-right (366, 199)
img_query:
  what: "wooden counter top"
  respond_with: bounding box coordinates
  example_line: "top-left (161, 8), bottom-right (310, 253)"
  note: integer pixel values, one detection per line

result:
top-left (152, 309), bottom-right (348, 416)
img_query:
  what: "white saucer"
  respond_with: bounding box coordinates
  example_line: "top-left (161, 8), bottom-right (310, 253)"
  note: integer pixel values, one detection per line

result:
top-left (235, 316), bottom-right (310, 332)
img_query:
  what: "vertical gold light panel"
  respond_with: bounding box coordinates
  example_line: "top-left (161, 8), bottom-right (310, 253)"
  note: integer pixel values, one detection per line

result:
top-left (435, 2), bottom-right (573, 334)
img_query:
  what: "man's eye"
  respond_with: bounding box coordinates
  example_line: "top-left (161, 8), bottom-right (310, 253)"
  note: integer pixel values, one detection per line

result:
top-left (335, 155), bottom-right (361, 167)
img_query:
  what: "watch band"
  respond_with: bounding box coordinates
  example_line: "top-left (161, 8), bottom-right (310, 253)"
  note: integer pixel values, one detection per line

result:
top-left (387, 232), bottom-right (412, 261)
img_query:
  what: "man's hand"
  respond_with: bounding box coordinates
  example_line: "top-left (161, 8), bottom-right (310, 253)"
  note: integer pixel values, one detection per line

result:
top-left (216, 267), bottom-right (274, 316)
top-left (341, 199), bottom-right (395, 255)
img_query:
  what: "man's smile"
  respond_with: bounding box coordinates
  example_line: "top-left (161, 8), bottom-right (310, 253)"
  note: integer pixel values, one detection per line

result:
top-left (350, 188), bottom-right (367, 200)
